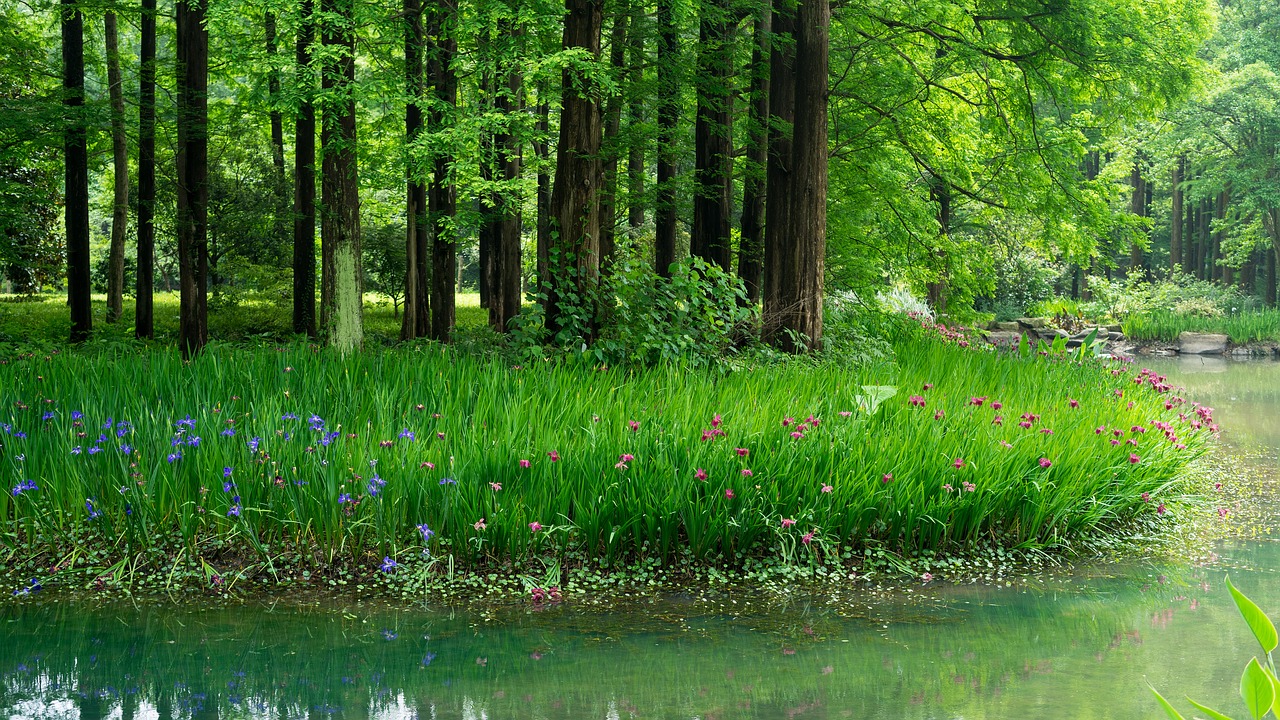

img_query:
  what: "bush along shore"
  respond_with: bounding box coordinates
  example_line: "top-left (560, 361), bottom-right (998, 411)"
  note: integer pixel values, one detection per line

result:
top-left (0, 320), bottom-right (1215, 601)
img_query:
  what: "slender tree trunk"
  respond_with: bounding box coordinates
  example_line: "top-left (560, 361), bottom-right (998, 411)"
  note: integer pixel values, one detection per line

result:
top-left (104, 13), bottom-right (128, 324)
top-left (654, 0), bottom-right (678, 277)
top-left (1128, 160), bottom-right (1145, 276)
top-left (177, 0), bottom-right (209, 357)
top-left (925, 177), bottom-right (949, 313)
top-left (478, 68), bottom-right (495, 310)
top-left (319, 0), bottom-right (363, 352)
top-left (293, 0), bottom-right (317, 337)
top-left (429, 0), bottom-right (458, 342)
top-left (691, 0), bottom-right (734, 271)
top-left (626, 8), bottom-right (645, 235)
top-left (1171, 155), bottom-right (1183, 271)
top-left (761, 0), bottom-right (794, 344)
top-left (136, 0), bottom-right (156, 338)
top-left (63, 0), bottom-right (91, 343)
top-left (1267, 211), bottom-right (1278, 307)
top-left (1213, 190), bottom-right (1227, 282)
top-left (491, 20), bottom-right (523, 333)
top-left (534, 100), bottom-right (551, 301)
top-left (773, 0), bottom-right (826, 351)
top-left (265, 12), bottom-right (285, 174)
top-left (598, 9), bottom-right (629, 270)
top-left (737, 0), bottom-right (769, 303)
top-left (547, 0), bottom-right (604, 336)
top-left (401, 0), bottom-right (427, 340)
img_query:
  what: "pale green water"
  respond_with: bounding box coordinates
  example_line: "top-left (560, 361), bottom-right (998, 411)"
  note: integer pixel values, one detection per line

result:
top-left (3, 359), bottom-right (1279, 720)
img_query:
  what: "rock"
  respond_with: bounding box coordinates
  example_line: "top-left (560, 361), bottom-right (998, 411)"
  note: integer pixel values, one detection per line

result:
top-left (984, 331), bottom-right (1021, 346)
top-left (1107, 324), bottom-right (1123, 333)
top-left (1107, 331), bottom-right (1125, 342)
top-left (1065, 340), bottom-right (1083, 350)
top-left (993, 321), bottom-right (1020, 331)
top-left (1036, 328), bottom-right (1069, 342)
top-left (1231, 347), bottom-right (1254, 357)
top-left (1177, 332), bottom-right (1228, 355)
top-left (1016, 317), bottom-right (1047, 329)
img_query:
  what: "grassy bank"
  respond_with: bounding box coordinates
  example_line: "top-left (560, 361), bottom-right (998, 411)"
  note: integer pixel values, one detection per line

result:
top-left (0, 321), bottom-right (1211, 593)
top-left (1121, 308), bottom-right (1280, 345)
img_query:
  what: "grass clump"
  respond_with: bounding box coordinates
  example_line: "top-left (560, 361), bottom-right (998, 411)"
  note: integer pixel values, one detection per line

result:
top-left (1121, 308), bottom-right (1280, 344)
top-left (0, 321), bottom-right (1210, 585)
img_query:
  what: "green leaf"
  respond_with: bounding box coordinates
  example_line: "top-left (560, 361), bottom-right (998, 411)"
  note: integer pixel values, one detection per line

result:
top-left (855, 385), bottom-right (897, 414)
top-left (1265, 666), bottom-right (1280, 717)
top-left (1149, 685), bottom-right (1186, 720)
top-left (1228, 576), bottom-right (1279, 655)
top-left (1241, 657), bottom-right (1274, 720)
top-left (1186, 698), bottom-right (1237, 720)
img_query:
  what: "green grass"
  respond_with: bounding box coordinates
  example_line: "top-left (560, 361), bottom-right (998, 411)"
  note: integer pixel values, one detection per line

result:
top-left (0, 292), bottom-right (491, 348)
top-left (0, 321), bottom-right (1208, 576)
top-left (1121, 309), bottom-right (1280, 345)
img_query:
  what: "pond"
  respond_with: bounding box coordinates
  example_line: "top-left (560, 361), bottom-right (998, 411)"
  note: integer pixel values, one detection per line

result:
top-left (3, 358), bottom-right (1279, 720)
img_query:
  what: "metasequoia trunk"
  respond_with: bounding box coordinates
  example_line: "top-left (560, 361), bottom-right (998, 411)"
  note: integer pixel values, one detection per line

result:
top-left (265, 12), bottom-right (285, 174)
top-left (534, 100), bottom-right (551, 297)
top-left (429, 0), bottom-right (458, 342)
top-left (691, 0), bottom-right (734, 271)
top-left (653, 0), bottom-right (678, 277)
top-left (1128, 160), bottom-right (1145, 276)
top-left (1213, 189), bottom-right (1227, 282)
top-left (319, 0), bottom-right (363, 352)
top-left (478, 69), bottom-right (495, 310)
top-left (137, 0), bottom-right (156, 338)
top-left (491, 21), bottom-right (523, 333)
top-left (105, 12), bottom-right (127, 323)
top-left (176, 0), bottom-right (209, 357)
top-left (598, 9), bottom-right (629, 269)
top-left (293, 0), bottom-right (317, 336)
top-left (546, 0), bottom-right (604, 335)
top-left (1171, 156), bottom-right (1183, 271)
top-left (401, 0), bottom-right (428, 340)
top-left (761, 0), bottom-right (794, 343)
top-left (771, 0), bottom-right (826, 351)
top-left (63, 0), bottom-right (91, 343)
top-left (626, 8), bottom-right (645, 235)
top-left (737, 0), bottom-right (769, 303)
top-left (925, 177), bottom-right (949, 313)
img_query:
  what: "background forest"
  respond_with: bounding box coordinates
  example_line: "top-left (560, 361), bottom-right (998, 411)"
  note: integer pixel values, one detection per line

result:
top-left (0, 0), bottom-right (1271, 356)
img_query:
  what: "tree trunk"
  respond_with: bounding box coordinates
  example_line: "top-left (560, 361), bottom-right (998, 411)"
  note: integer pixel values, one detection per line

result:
top-left (761, 0), bottom-right (794, 344)
top-left (491, 21), bottom-right (523, 333)
top-left (691, 0), bottom-right (733, 272)
top-left (598, 9), bottom-right (629, 271)
top-left (654, 0), bottom-right (678, 277)
top-left (737, 0), bottom-right (769, 303)
top-left (626, 8), bottom-right (645, 235)
top-left (1267, 211), bottom-right (1278, 307)
top-left (1128, 160), bottom-right (1145, 276)
top-left (177, 0), bottom-right (209, 357)
top-left (1171, 155), bottom-right (1183, 271)
top-left (534, 100), bottom-right (551, 302)
top-left (478, 69), bottom-right (495, 310)
top-left (265, 12), bottom-right (285, 174)
top-left (63, 0), bottom-right (91, 343)
top-left (773, 0), bottom-right (826, 352)
top-left (429, 0), bottom-right (458, 342)
top-left (293, 0), bottom-right (317, 337)
top-left (136, 0), bottom-right (156, 339)
top-left (401, 0), bottom-right (427, 340)
top-left (1213, 189), bottom-right (1227, 282)
top-left (547, 0), bottom-right (604, 336)
top-left (319, 0), bottom-right (363, 352)
top-left (925, 177), bottom-right (949, 313)
top-left (105, 12), bottom-right (128, 324)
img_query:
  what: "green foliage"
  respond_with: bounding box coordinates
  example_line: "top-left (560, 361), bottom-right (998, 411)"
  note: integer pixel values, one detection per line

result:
top-left (974, 250), bottom-right (1058, 321)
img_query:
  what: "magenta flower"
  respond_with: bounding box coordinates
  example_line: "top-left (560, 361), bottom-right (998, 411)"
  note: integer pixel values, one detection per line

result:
top-left (529, 521), bottom-right (543, 532)
top-left (736, 448), bottom-right (749, 457)
top-left (839, 411), bottom-right (852, 417)
top-left (1018, 420), bottom-right (1033, 429)
top-left (436, 432), bottom-right (445, 439)
top-left (821, 484), bottom-right (833, 493)
top-left (782, 417), bottom-right (794, 427)
top-left (628, 420), bottom-right (639, 432)
top-left (962, 481), bottom-right (976, 492)
top-left (1214, 482), bottom-right (1222, 491)
top-left (1141, 492), bottom-right (1150, 502)
top-left (934, 409), bottom-right (945, 421)
top-left (952, 457), bottom-right (965, 469)
top-left (490, 482), bottom-right (502, 491)
top-left (921, 572), bottom-right (933, 582)
top-left (1039, 428), bottom-right (1054, 435)
top-left (801, 531), bottom-right (814, 545)
top-left (908, 395), bottom-right (926, 408)
top-left (1039, 458), bottom-right (1052, 468)
top-left (943, 483), bottom-right (953, 492)
top-left (791, 431), bottom-right (804, 439)
top-left (882, 473), bottom-right (893, 484)
top-left (1129, 453), bottom-right (1141, 464)
top-left (992, 415), bottom-right (1003, 425)
top-left (1095, 425), bottom-right (1106, 435)
top-left (620, 453), bottom-right (635, 462)
top-left (547, 450), bottom-right (560, 462)
top-left (782, 517), bottom-right (796, 528)
top-left (1157, 503), bottom-right (1166, 515)
top-left (991, 401), bottom-right (1003, 410)
top-left (741, 469), bottom-right (754, 477)
top-left (695, 468), bottom-right (708, 481)
top-left (725, 488), bottom-right (735, 499)
top-left (1069, 398), bottom-right (1079, 408)
top-left (969, 396), bottom-right (987, 406)
top-left (474, 518), bottom-right (486, 531)
top-left (1218, 507), bottom-right (1228, 518)
top-left (923, 383), bottom-right (934, 391)
top-left (712, 414), bottom-right (723, 428)
top-left (519, 458), bottom-right (530, 468)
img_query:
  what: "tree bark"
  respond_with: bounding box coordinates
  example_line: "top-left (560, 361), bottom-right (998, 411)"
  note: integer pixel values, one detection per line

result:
top-left (772, 0), bottom-right (826, 351)
top-left (534, 100), bottom-right (551, 303)
top-left (491, 21), bottom-right (523, 333)
top-left (137, 0), bottom-right (156, 339)
top-left (63, 0), bottom-right (91, 343)
top-left (737, 0), bottom-right (769, 303)
top-left (429, 0), bottom-right (458, 342)
top-left (319, 0), bottom-right (363, 352)
top-left (478, 69), bottom-right (495, 310)
top-left (654, 0), bottom-right (678, 277)
top-left (1128, 160), bottom-right (1145, 276)
top-left (293, 0), bottom-right (317, 337)
top-left (761, 0), bottom-right (794, 344)
top-left (401, 0), bottom-right (428, 340)
top-left (104, 12), bottom-right (128, 324)
top-left (1171, 155), bottom-right (1183, 271)
top-left (547, 0), bottom-right (604, 336)
top-left (598, 9), bottom-right (629, 270)
top-left (265, 12), bottom-right (286, 174)
top-left (691, 0), bottom-right (734, 271)
top-left (177, 0), bottom-right (209, 357)
top-left (925, 177), bottom-right (949, 313)
top-left (626, 8), bottom-right (645, 235)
